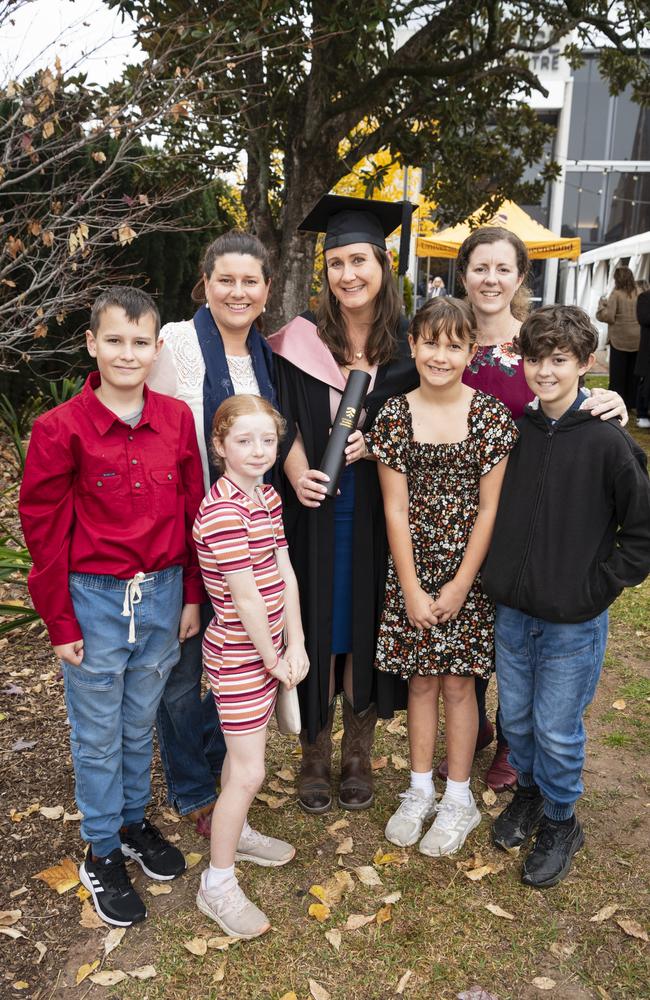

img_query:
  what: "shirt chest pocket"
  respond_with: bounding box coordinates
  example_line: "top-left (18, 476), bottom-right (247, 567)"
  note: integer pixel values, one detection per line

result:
top-left (78, 473), bottom-right (128, 517)
top-left (151, 467), bottom-right (181, 513)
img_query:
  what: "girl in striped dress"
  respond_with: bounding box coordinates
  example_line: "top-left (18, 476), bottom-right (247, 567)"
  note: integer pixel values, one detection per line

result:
top-left (193, 395), bottom-right (309, 939)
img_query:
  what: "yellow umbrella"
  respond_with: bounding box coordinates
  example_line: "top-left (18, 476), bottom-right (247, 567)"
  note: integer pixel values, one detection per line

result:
top-left (416, 200), bottom-right (580, 260)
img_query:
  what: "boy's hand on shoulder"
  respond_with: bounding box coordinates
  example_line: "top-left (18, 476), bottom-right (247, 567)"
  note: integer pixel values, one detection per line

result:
top-left (430, 581), bottom-right (469, 623)
top-left (179, 603), bottom-right (201, 642)
top-left (405, 586), bottom-right (438, 630)
top-left (53, 640), bottom-right (84, 666)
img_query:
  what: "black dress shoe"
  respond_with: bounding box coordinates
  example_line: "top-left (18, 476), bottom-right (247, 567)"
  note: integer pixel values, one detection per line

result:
top-left (492, 785), bottom-right (545, 850)
top-left (522, 815), bottom-right (584, 889)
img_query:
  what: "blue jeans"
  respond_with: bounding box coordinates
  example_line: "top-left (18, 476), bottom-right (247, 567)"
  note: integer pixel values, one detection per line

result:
top-left (495, 605), bottom-right (608, 821)
top-left (156, 603), bottom-right (226, 815)
top-left (63, 566), bottom-right (183, 856)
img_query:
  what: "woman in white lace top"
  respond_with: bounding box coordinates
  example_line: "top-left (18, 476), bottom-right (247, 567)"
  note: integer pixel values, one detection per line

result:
top-left (148, 231), bottom-right (278, 836)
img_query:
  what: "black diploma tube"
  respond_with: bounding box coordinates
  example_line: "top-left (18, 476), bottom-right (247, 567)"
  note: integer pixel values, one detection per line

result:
top-left (319, 369), bottom-right (371, 498)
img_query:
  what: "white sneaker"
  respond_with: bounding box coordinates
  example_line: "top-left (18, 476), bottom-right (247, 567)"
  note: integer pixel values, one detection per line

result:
top-left (384, 787), bottom-right (438, 847)
top-left (196, 874), bottom-right (270, 939)
top-left (637, 417), bottom-right (650, 428)
top-left (235, 826), bottom-right (295, 867)
top-left (418, 792), bottom-right (481, 857)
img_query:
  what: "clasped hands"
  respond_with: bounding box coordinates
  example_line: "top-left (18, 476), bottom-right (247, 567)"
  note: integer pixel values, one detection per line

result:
top-left (405, 581), bottom-right (468, 629)
top-left (266, 642), bottom-right (310, 689)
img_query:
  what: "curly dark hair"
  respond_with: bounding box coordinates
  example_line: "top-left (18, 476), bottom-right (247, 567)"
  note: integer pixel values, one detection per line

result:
top-left (515, 305), bottom-right (598, 365)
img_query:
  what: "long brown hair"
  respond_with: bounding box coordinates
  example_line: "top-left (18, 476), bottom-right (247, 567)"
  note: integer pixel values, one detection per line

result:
top-left (410, 296), bottom-right (477, 346)
top-left (613, 266), bottom-right (637, 297)
top-left (456, 226), bottom-right (531, 321)
top-left (315, 245), bottom-right (401, 366)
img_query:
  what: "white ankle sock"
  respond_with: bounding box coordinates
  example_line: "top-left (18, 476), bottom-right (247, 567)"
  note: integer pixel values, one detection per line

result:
top-left (410, 769), bottom-right (434, 796)
top-left (204, 863), bottom-right (235, 893)
top-left (444, 777), bottom-right (472, 807)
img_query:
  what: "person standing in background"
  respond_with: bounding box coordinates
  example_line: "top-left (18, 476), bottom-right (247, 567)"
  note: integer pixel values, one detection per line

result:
top-left (596, 266), bottom-right (640, 410)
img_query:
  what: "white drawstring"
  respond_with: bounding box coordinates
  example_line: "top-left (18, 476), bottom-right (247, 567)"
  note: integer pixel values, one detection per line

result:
top-left (121, 572), bottom-right (146, 643)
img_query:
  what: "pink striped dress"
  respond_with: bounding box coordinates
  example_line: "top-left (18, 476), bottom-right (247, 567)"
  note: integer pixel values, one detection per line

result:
top-left (193, 476), bottom-right (287, 734)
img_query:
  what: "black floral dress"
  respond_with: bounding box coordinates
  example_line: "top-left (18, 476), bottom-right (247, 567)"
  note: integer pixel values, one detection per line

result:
top-left (367, 391), bottom-right (518, 679)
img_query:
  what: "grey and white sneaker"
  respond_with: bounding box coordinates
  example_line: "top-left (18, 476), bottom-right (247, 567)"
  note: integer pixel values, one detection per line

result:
top-left (196, 874), bottom-right (270, 939)
top-left (384, 788), bottom-right (438, 847)
top-left (419, 792), bottom-right (481, 857)
top-left (235, 826), bottom-right (295, 867)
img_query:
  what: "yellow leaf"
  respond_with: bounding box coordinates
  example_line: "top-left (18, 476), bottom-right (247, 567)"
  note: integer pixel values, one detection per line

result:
top-left (532, 977), bottom-right (556, 991)
top-left (482, 788), bottom-right (497, 807)
top-left (75, 960), bottom-right (100, 985)
top-left (326, 818), bottom-right (349, 836)
top-left (309, 871), bottom-right (354, 907)
top-left (147, 883), bottom-right (172, 896)
top-left (276, 768), bottom-right (295, 782)
top-left (92, 151), bottom-right (107, 163)
top-left (309, 980), bottom-right (330, 1000)
top-left (90, 970), bottom-right (127, 985)
top-left (0, 910), bottom-right (21, 926)
top-left (308, 902), bottom-right (331, 923)
top-left (371, 756), bottom-right (388, 771)
top-left (79, 900), bottom-right (105, 928)
top-left (463, 862), bottom-right (504, 882)
top-left (612, 699), bottom-right (626, 710)
top-left (33, 858), bottom-right (79, 893)
top-left (325, 928), bottom-right (341, 951)
top-left (183, 936), bottom-right (207, 956)
top-left (375, 904), bottom-right (392, 925)
top-left (335, 836), bottom-right (353, 855)
top-left (590, 903), bottom-right (619, 923)
top-left (391, 754), bottom-right (409, 771)
top-left (22, 113), bottom-right (37, 127)
top-left (279, 993), bottom-right (298, 1000)
top-left (103, 926), bottom-right (125, 956)
top-left (616, 917), bottom-right (648, 941)
top-left (212, 959), bottom-right (227, 983)
top-left (344, 913), bottom-right (375, 930)
top-left (185, 852), bottom-right (203, 869)
top-left (12, 984), bottom-right (29, 991)
top-left (485, 903), bottom-right (515, 920)
top-left (127, 965), bottom-right (157, 979)
top-left (76, 886), bottom-right (91, 901)
top-left (355, 865), bottom-right (382, 886)
top-left (42, 121), bottom-right (54, 139)
top-left (117, 225), bottom-right (137, 246)
top-left (396, 970), bottom-right (413, 994)
top-left (332, 728), bottom-right (343, 742)
top-left (373, 848), bottom-right (408, 866)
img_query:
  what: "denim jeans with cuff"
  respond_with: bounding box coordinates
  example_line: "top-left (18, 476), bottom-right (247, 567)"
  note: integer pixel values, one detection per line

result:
top-left (495, 605), bottom-right (608, 821)
top-left (156, 602), bottom-right (226, 816)
top-left (63, 566), bottom-right (182, 857)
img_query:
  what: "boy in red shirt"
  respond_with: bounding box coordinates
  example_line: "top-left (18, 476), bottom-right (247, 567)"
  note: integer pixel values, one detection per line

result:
top-left (20, 287), bottom-right (206, 926)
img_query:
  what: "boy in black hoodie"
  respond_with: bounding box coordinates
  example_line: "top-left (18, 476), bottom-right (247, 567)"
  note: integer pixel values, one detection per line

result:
top-left (482, 305), bottom-right (650, 889)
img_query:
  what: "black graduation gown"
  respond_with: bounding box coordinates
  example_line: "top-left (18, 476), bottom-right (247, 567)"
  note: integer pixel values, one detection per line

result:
top-left (271, 315), bottom-right (418, 741)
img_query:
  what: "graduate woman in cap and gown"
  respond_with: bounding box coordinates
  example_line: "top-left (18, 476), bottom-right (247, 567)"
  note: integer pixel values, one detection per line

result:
top-left (268, 195), bottom-right (418, 814)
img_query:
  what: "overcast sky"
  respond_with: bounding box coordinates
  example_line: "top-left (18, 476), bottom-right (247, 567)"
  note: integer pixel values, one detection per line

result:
top-left (0, 0), bottom-right (140, 84)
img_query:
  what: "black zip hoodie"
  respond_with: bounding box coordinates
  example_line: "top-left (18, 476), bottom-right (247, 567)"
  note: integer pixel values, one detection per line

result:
top-left (482, 402), bottom-right (650, 622)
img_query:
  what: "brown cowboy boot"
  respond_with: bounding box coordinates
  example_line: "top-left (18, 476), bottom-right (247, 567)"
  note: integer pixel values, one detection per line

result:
top-left (339, 697), bottom-right (376, 810)
top-left (298, 700), bottom-right (336, 814)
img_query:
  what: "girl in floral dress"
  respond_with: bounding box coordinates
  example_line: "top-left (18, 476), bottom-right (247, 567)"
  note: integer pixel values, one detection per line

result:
top-left (367, 297), bottom-right (518, 857)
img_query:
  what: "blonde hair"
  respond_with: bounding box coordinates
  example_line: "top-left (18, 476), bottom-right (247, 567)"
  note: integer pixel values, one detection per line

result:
top-left (210, 394), bottom-right (286, 472)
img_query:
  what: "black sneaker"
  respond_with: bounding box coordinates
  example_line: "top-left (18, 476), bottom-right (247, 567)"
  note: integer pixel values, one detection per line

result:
top-left (79, 848), bottom-right (146, 926)
top-left (522, 815), bottom-right (584, 889)
top-left (492, 785), bottom-right (545, 850)
top-left (120, 819), bottom-right (186, 881)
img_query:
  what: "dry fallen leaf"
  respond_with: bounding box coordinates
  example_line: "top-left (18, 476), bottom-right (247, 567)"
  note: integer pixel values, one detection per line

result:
top-left (396, 969), bottom-right (413, 994)
top-left (159, 808), bottom-right (181, 824)
top-left (596, 987), bottom-right (612, 1000)
top-left (531, 977), bottom-right (556, 991)
top-left (482, 788), bottom-right (497, 807)
top-left (279, 993), bottom-right (298, 1000)
top-left (463, 862), bottom-right (504, 882)
top-left (39, 805), bottom-right (64, 820)
top-left (276, 768), bottom-right (295, 782)
top-left (484, 903), bottom-right (515, 920)
top-left (79, 900), bottom-right (106, 928)
top-left (326, 818), bottom-right (349, 836)
top-left (612, 699), bottom-right (626, 711)
top-left (75, 960), bottom-right (100, 985)
top-left (76, 886), bottom-right (91, 901)
top-left (331, 728), bottom-right (343, 742)
top-left (207, 935), bottom-right (240, 950)
top-left (375, 904), bottom-right (392, 925)
top-left (386, 717), bottom-right (407, 735)
top-left (371, 756), bottom-right (388, 771)
top-left (34, 941), bottom-right (47, 963)
top-left (269, 779), bottom-right (296, 795)
top-left (212, 959), bottom-right (227, 983)
top-left (104, 926), bottom-right (126, 956)
top-left (33, 858), bottom-right (79, 893)
top-left (373, 848), bottom-right (408, 867)
top-left (12, 984), bottom-right (29, 992)
top-left (549, 942), bottom-right (576, 958)
top-left (185, 852), bottom-right (203, 869)
top-left (503, 844), bottom-right (521, 857)
top-left (0, 910), bottom-right (21, 926)
top-left (616, 917), bottom-right (648, 941)
top-left (255, 792), bottom-right (288, 809)
top-left (344, 913), bottom-right (376, 930)
top-left (63, 810), bottom-right (83, 823)
top-left (382, 891), bottom-right (402, 905)
top-left (355, 865), bottom-right (382, 887)
top-left (308, 902), bottom-right (331, 923)
top-left (325, 928), bottom-right (342, 951)
top-left (310, 871), bottom-right (354, 906)
top-left (90, 970), bottom-right (128, 986)
top-left (391, 754), bottom-right (409, 771)
top-left (183, 936), bottom-right (208, 956)
top-left (9, 887), bottom-right (28, 899)
top-left (309, 979), bottom-right (331, 1000)
top-left (147, 883), bottom-right (172, 896)
top-left (335, 836), bottom-right (353, 855)
top-left (128, 965), bottom-right (157, 980)
top-left (0, 927), bottom-right (23, 939)
top-left (590, 903), bottom-right (619, 923)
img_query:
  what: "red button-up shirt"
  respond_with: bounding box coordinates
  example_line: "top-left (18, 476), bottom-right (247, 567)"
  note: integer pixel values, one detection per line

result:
top-left (19, 372), bottom-right (207, 645)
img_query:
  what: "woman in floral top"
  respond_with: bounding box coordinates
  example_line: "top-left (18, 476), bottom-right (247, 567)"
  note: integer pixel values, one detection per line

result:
top-left (434, 227), bottom-right (628, 792)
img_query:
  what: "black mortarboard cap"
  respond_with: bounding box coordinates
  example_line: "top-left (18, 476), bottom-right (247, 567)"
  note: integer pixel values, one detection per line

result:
top-left (298, 194), bottom-right (414, 275)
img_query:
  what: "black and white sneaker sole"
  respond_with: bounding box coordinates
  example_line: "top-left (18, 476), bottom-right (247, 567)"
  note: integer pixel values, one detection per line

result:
top-left (79, 862), bottom-right (146, 927)
top-left (121, 845), bottom-right (186, 881)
